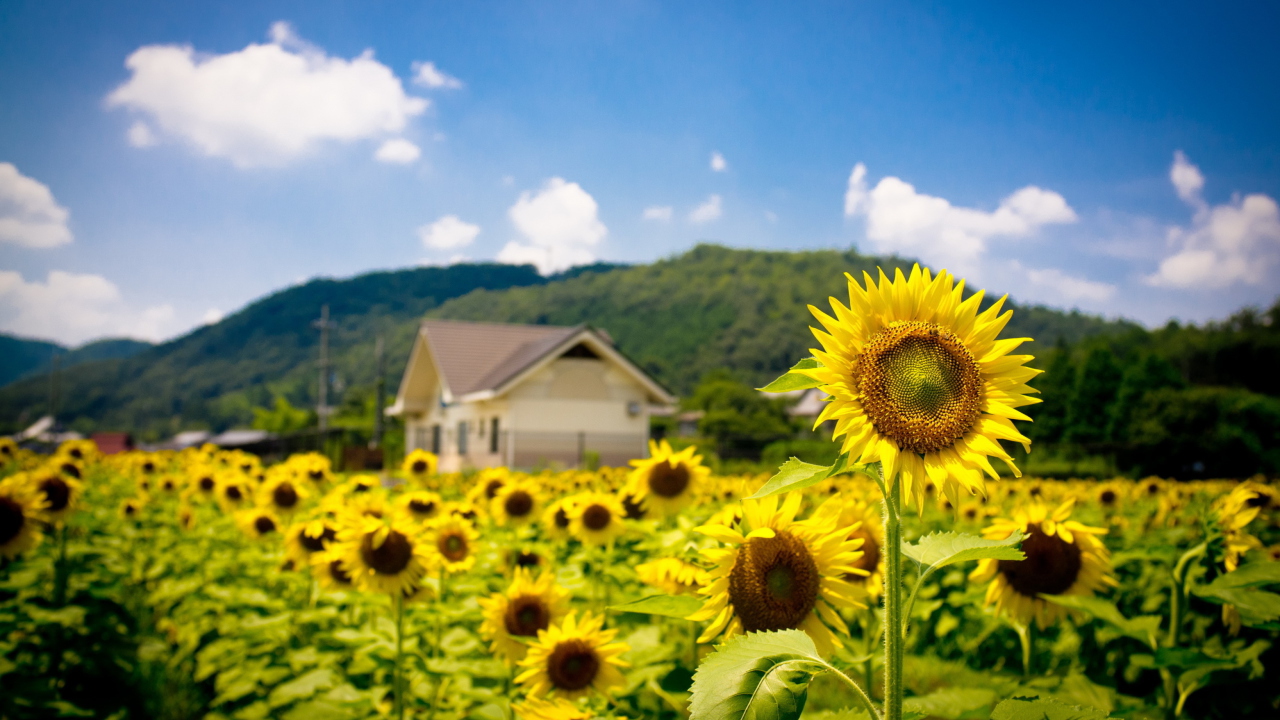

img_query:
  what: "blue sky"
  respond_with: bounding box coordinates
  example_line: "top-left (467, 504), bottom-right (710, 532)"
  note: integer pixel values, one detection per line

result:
top-left (1, 1), bottom-right (1278, 345)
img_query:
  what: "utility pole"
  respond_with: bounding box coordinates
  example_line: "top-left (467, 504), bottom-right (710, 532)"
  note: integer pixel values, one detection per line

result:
top-left (372, 334), bottom-right (386, 449)
top-left (314, 305), bottom-right (334, 433)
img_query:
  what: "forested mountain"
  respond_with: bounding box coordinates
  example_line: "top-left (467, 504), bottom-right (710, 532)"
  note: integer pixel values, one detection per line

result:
top-left (0, 335), bottom-right (152, 388)
top-left (0, 245), bottom-right (1138, 441)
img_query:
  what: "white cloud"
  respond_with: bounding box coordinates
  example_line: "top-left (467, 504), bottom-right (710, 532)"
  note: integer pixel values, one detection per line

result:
top-left (374, 138), bottom-right (421, 164)
top-left (106, 22), bottom-right (427, 167)
top-left (1013, 262), bottom-right (1116, 303)
top-left (498, 178), bottom-right (606, 274)
top-left (1147, 152), bottom-right (1280, 289)
top-left (843, 162), bottom-right (1077, 272)
top-left (710, 151), bottom-right (727, 172)
top-left (689, 194), bottom-right (723, 224)
top-left (127, 121), bottom-right (157, 147)
top-left (411, 61), bottom-right (463, 89)
top-left (202, 307), bottom-right (224, 325)
top-left (418, 214), bottom-right (480, 250)
top-left (0, 163), bottom-right (73, 249)
top-left (0, 270), bottom-right (177, 345)
top-left (642, 205), bottom-right (673, 221)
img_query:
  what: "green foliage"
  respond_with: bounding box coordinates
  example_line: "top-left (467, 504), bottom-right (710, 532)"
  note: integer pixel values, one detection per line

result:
top-left (1038, 594), bottom-right (1162, 650)
top-left (686, 371), bottom-right (794, 457)
top-left (1119, 386), bottom-right (1280, 477)
top-left (989, 696), bottom-right (1113, 720)
top-left (748, 455), bottom-right (864, 500)
top-left (901, 531), bottom-right (1027, 573)
top-left (251, 396), bottom-right (315, 434)
top-left (1065, 347), bottom-right (1123, 445)
top-left (1191, 561), bottom-right (1280, 627)
top-left (757, 358), bottom-right (823, 393)
top-left (611, 594), bottom-right (704, 618)
top-left (688, 630), bottom-right (828, 720)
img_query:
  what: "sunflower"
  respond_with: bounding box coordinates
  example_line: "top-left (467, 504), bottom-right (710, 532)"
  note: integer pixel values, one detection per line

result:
top-left (425, 516), bottom-right (480, 574)
top-left (237, 508), bottom-right (281, 540)
top-left (568, 492), bottom-right (627, 547)
top-left (970, 499), bottom-right (1115, 629)
top-left (0, 476), bottom-right (49, 559)
top-left (1094, 481), bottom-right (1125, 511)
top-left (446, 500), bottom-right (483, 524)
top-left (399, 490), bottom-right (443, 522)
top-left (800, 265), bottom-right (1040, 506)
top-left (259, 474), bottom-right (310, 516)
top-left (515, 611), bottom-right (630, 700)
top-left (511, 696), bottom-right (592, 720)
top-left (215, 474), bottom-right (251, 512)
top-left (835, 498), bottom-right (884, 600)
top-left (119, 496), bottom-right (147, 520)
top-left (479, 568), bottom-right (571, 665)
top-left (470, 467), bottom-right (510, 506)
top-left (333, 512), bottom-right (432, 595)
top-left (0, 437), bottom-right (20, 464)
top-left (542, 497), bottom-right (576, 541)
top-left (507, 547), bottom-right (547, 573)
top-left (55, 457), bottom-right (84, 482)
top-left (402, 449), bottom-right (439, 483)
top-left (177, 504), bottom-right (197, 531)
top-left (292, 453), bottom-right (334, 486)
top-left (286, 517), bottom-right (339, 568)
top-left (626, 440), bottom-right (711, 517)
top-left (188, 465), bottom-right (219, 499)
top-left (312, 549), bottom-right (356, 591)
top-left (689, 494), bottom-right (867, 656)
top-left (31, 467), bottom-right (82, 524)
top-left (57, 438), bottom-right (99, 465)
top-left (493, 480), bottom-right (542, 527)
top-left (635, 558), bottom-right (709, 596)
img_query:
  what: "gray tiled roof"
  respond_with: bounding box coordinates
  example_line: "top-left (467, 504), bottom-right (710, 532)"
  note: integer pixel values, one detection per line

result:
top-left (421, 320), bottom-right (585, 397)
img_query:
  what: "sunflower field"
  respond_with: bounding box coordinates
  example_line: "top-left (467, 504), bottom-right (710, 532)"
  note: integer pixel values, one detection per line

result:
top-left (3, 266), bottom-right (1279, 720)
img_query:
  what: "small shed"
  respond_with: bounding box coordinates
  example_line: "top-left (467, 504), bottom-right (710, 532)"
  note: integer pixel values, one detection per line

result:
top-left (388, 320), bottom-right (675, 471)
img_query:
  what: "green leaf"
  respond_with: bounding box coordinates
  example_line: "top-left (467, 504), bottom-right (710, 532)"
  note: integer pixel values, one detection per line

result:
top-left (758, 359), bottom-right (824, 393)
top-left (1198, 561), bottom-right (1280, 590)
top-left (901, 531), bottom-right (1025, 573)
top-left (989, 696), bottom-right (1112, 720)
top-left (902, 687), bottom-right (996, 719)
top-left (611, 594), bottom-right (704, 618)
top-left (749, 455), bottom-right (865, 500)
top-left (1191, 586), bottom-right (1280, 625)
top-left (688, 630), bottom-right (829, 720)
top-left (268, 668), bottom-right (335, 708)
top-left (1039, 594), bottom-right (1162, 650)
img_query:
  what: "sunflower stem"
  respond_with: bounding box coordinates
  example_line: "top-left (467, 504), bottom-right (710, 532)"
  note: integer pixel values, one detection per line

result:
top-left (394, 591), bottom-right (405, 720)
top-left (824, 663), bottom-right (883, 720)
top-left (879, 462), bottom-right (903, 720)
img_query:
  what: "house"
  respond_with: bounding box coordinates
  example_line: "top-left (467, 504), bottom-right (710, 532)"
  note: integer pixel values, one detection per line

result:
top-left (387, 320), bottom-right (675, 471)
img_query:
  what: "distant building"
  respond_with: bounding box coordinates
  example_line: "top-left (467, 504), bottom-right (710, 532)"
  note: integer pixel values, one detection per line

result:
top-left (91, 432), bottom-right (134, 455)
top-left (388, 320), bottom-right (675, 471)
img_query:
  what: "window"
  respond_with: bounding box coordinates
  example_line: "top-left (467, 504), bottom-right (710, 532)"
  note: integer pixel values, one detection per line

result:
top-left (490, 417), bottom-right (500, 454)
top-left (457, 421), bottom-right (468, 455)
top-left (430, 424), bottom-right (441, 454)
top-left (413, 426), bottom-right (427, 452)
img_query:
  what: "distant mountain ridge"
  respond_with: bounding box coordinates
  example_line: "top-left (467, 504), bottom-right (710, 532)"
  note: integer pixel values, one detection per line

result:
top-left (0, 246), bottom-right (1138, 438)
top-left (0, 335), bottom-right (153, 389)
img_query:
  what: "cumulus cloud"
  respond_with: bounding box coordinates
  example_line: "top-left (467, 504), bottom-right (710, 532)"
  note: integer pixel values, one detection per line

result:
top-left (106, 22), bottom-right (427, 167)
top-left (0, 270), bottom-right (177, 345)
top-left (498, 178), bottom-right (606, 274)
top-left (1011, 262), bottom-right (1116, 303)
top-left (1147, 152), bottom-right (1280, 289)
top-left (202, 308), bottom-right (225, 325)
top-left (374, 138), bottom-right (421, 164)
top-left (418, 214), bottom-right (480, 250)
top-left (642, 205), bottom-right (673, 221)
top-left (127, 121), bottom-right (157, 148)
top-left (844, 162), bottom-right (1077, 272)
top-left (411, 61), bottom-right (463, 89)
top-left (0, 163), bottom-right (73, 249)
top-left (689, 194), bottom-right (723, 224)
top-left (710, 151), bottom-right (727, 172)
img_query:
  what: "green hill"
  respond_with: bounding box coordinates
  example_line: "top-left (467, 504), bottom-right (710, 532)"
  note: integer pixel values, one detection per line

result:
top-left (0, 245), bottom-right (1138, 440)
top-left (0, 335), bottom-right (153, 388)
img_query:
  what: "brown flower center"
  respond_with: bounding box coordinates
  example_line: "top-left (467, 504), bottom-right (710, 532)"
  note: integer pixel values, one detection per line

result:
top-left (515, 550), bottom-right (541, 568)
top-left (554, 507), bottom-right (570, 528)
top-left (254, 516), bottom-right (277, 534)
top-left (546, 639), bottom-right (601, 691)
top-left (504, 491), bottom-right (533, 518)
top-left (409, 499), bottom-right (437, 516)
top-left (299, 526), bottom-right (335, 552)
top-left (504, 595), bottom-right (551, 636)
top-left (309, 469), bottom-right (325, 481)
top-left (855, 321), bottom-right (983, 454)
top-left (273, 483), bottom-right (299, 508)
top-left (621, 494), bottom-right (646, 519)
top-left (1099, 489), bottom-right (1116, 506)
top-left (361, 530), bottom-right (413, 575)
top-left (39, 477), bottom-right (71, 512)
top-left (845, 527), bottom-right (879, 579)
top-left (199, 476), bottom-right (215, 491)
top-left (224, 485), bottom-right (243, 501)
top-left (997, 523), bottom-right (1082, 597)
top-left (439, 531), bottom-right (469, 562)
top-left (485, 479), bottom-right (505, 499)
top-left (0, 497), bottom-right (25, 544)
top-left (60, 462), bottom-right (81, 480)
top-left (411, 459), bottom-right (428, 474)
top-left (647, 460), bottom-right (690, 498)
top-left (329, 559), bottom-right (352, 585)
top-left (582, 504), bottom-right (612, 531)
top-left (728, 530), bottom-right (820, 632)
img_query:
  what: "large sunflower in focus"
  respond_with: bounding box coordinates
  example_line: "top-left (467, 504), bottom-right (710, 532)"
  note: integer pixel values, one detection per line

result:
top-left (626, 440), bottom-right (710, 518)
top-left (0, 476), bottom-right (48, 559)
top-left (689, 494), bottom-right (866, 656)
top-left (971, 499), bottom-right (1115, 629)
top-left (516, 611), bottom-right (630, 700)
top-left (802, 265), bottom-right (1040, 506)
top-left (479, 568), bottom-right (570, 665)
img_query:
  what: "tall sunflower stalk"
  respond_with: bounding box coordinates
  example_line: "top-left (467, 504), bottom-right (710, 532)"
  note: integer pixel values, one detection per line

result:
top-left (744, 265), bottom-right (1041, 720)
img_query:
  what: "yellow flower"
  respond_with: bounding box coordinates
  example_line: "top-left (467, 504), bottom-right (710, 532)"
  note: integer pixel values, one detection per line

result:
top-left (971, 499), bottom-right (1115, 629)
top-left (0, 437), bottom-right (20, 464)
top-left (30, 466), bottom-right (83, 524)
top-left (0, 476), bottom-right (49, 559)
top-left (542, 497), bottom-right (576, 541)
top-left (285, 517), bottom-right (338, 568)
top-left (333, 512), bottom-right (432, 595)
top-left (236, 508), bottom-right (281, 540)
top-left (258, 473), bottom-right (310, 516)
top-left (479, 568), bottom-right (570, 665)
top-left (515, 611), bottom-right (630, 700)
top-left (311, 548), bottom-right (356, 591)
top-left (689, 494), bottom-right (867, 656)
top-left (511, 696), bottom-right (593, 720)
top-left (402, 449), bottom-right (439, 482)
top-left (399, 490), bottom-right (444, 521)
top-left (626, 440), bottom-right (710, 518)
top-left (835, 498), bottom-right (884, 601)
top-left (567, 492), bottom-right (627, 546)
top-left (56, 438), bottom-right (99, 465)
top-left (493, 480), bottom-right (542, 527)
top-left (425, 516), bottom-right (480, 575)
top-left (635, 558), bottom-right (708, 596)
top-left (802, 265), bottom-right (1040, 506)
top-left (214, 472), bottom-right (251, 512)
